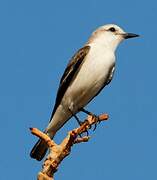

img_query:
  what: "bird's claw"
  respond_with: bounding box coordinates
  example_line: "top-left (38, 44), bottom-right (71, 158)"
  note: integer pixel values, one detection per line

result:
top-left (78, 130), bottom-right (89, 138)
top-left (78, 133), bottom-right (82, 138)
top-left (92, 115), bottom-right (100, 131)
top-left (77, 120), bottom-right (83, 126)
top-left (85, 130), bottom-right (89, 136)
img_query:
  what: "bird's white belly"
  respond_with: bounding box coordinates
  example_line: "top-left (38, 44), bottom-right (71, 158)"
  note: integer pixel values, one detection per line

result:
top-left (62, 48), bottom-right (115, 113)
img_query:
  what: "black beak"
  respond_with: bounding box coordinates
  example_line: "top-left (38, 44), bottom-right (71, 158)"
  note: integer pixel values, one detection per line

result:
top-left (123, 33), bottom-right (139, 39)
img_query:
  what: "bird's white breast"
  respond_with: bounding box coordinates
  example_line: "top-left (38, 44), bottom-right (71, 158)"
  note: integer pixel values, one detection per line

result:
top-left (62, 44), bottom-right (115, 112)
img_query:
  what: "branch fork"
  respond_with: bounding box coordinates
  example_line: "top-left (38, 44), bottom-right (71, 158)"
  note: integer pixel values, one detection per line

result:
top-left (30, 113), bottom-right (109, 180)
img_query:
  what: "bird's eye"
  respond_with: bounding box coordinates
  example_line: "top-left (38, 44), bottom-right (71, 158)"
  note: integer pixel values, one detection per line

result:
top-left (109, 27), bottom-right (116, 32)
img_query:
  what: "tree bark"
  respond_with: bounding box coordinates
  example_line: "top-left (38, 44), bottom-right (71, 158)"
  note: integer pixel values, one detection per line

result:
top-left (30, 113), bottom-right (109, 180)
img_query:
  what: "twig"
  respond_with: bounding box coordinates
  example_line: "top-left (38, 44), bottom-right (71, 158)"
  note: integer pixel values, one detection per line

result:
top-left (30, 113), bottom-right (109, 180)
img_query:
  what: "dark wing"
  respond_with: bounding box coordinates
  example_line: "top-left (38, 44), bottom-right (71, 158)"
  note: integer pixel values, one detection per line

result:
top-left (50, 46), bottom-right (90, 120)
top-left (105, 65), bottom-right (115, 85)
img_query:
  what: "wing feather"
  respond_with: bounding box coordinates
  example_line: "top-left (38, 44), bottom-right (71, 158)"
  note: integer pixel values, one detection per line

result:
top-left (50, 46), bottom-right (90, 120)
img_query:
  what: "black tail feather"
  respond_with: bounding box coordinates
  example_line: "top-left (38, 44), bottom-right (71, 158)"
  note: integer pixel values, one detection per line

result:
top-left (30, 139), bottom-right (48, 161)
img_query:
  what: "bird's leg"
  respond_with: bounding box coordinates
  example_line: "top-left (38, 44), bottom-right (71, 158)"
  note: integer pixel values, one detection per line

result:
top-left (80, 108), bottom-right (94, 116)
top-left (73, 114), bottom-right (83, 126)
top-left (68, 108), bottom-right (89, 137)
top-left (73, 113), bottom-right (89, 137)
top-left (68, 107), bottom-right (83, 125)
top-left (80, 108), bottom-right (100, 131)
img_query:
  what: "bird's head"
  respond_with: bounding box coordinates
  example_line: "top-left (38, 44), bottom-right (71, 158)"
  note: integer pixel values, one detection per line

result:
top-left (88, 24), bottom-right (139, 51)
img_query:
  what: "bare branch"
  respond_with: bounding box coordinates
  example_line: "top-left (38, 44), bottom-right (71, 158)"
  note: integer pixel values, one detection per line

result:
top-left (30, 113), bottom-right (109, 180)
top-left (74, 136), bottom-right (90, 144)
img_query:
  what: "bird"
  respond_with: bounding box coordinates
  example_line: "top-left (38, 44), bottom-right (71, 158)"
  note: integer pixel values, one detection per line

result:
top-left (30, 24), bottom-right (139, 161)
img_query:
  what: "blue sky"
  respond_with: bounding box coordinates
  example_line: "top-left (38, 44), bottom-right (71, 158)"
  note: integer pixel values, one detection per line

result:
top-left (0, 0), bottom-right (156, 179)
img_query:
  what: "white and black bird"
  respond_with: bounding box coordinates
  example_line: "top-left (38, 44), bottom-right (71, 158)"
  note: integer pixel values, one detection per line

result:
top-left (30, 24), bottom-right (139, 161)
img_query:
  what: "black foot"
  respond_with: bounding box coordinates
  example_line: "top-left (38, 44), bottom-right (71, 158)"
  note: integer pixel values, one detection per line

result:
top-left (92, 115), bottom-right (100, 131)
top-left (84, 129), bottom-right (89, 136)
top-left (80, 108), bottom-right (94, 116)
top-left (74, 114), bottom-right (83, 126)
top-left (74, 114), bottom-right (89, 136)
top-left (68, 107), bottom-right (90, 137)
top-left (68, 107), bottom-right (82, 125)
top-left (80, 108), bottom-right (100, 131)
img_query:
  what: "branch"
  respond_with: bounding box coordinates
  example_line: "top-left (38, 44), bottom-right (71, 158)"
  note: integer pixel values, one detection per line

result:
top-left (30, 113), bottom-right (109, 180)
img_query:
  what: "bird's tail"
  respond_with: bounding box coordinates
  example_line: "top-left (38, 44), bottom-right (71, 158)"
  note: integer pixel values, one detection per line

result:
top-left (30, 132), bottom-right (55, 161)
